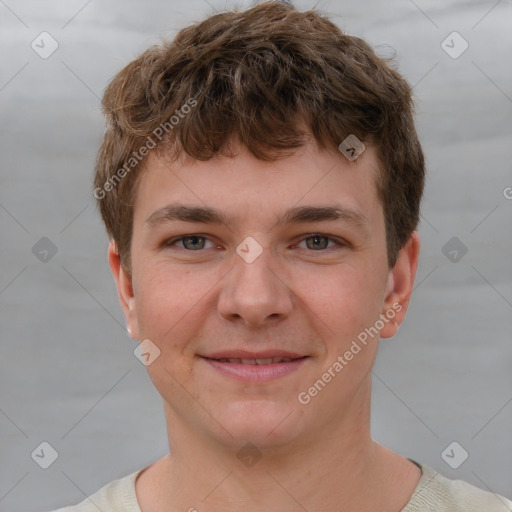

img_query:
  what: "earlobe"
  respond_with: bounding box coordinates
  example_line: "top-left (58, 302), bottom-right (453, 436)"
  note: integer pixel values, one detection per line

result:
top-left (380, 231), bottom-right (420, 339)
top-left (108, 241), bottom-right (139, 340)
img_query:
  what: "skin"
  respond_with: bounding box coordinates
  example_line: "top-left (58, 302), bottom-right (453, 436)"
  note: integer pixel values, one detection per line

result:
top-left (109, 139), bottom-right (421, 511)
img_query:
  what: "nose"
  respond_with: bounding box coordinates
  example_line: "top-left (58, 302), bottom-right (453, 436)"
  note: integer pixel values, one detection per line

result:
top-left (217, 245), bottom-right (294, 327)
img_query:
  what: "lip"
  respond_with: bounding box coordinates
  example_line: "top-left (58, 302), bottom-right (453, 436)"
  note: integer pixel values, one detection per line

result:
top-left (202, 350), bottom-right (307, 360)
top-left (199, 352), bottom-right (309, 383)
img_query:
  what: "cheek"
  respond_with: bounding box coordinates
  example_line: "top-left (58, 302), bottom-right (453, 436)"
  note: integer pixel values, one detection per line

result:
top-left (300, 264), bottom-right (385, 337)
top-left (134, 263), bottom-right (221, 346)
top-left (134, 266), bottom-right (184, 339)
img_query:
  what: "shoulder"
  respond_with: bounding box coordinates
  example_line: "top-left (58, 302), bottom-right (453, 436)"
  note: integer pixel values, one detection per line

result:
top-left (404, 462), bottom-right (512, 512)
top-left (48, 469), bottom-right (144, 512)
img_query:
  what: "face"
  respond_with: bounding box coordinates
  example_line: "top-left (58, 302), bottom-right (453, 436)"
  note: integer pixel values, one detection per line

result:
top-left (110, 141), bottom-right (419, 449)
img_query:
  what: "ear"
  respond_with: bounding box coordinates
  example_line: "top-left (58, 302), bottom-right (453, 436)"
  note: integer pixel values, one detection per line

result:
top-left (108, 240), bottom-right (139, 340)
top-left (379, 231), bottom-right (420, 339)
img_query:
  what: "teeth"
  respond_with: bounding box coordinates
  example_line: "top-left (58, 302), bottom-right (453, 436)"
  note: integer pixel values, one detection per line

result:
top-left (256, 358), bottom-right (273, 365)
top-left (216, 357), bottom-right (295, 364)
top-left (273, 357), bottom-right (292, 363)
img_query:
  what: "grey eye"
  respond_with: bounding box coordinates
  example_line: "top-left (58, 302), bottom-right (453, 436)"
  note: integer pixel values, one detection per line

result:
top-left (181, 236), bottom-right (207, 250)
top-left (304, 235), bottom-right (330, 250)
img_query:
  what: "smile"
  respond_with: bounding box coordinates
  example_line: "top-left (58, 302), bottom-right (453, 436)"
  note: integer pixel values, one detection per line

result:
top-left (199, 354), bottom-right (309, 382)
top-left (210, 357), bottom-right (295, 364)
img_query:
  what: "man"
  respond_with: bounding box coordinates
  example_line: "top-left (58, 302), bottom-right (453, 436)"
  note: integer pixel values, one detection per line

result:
top-left (55, 1), bottom-right (512, 510)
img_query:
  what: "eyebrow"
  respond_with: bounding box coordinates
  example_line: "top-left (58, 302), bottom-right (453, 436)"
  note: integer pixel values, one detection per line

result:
top-left (145, 203), bottom-right (369, 229)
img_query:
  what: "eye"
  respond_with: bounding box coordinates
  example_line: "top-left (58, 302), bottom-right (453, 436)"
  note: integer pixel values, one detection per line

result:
top-left (163, 233), bottom-right (347, 253)
top-left (165, 235), bottom-right (215, 251)
top-left (296, 234), bottom-right (345, 251)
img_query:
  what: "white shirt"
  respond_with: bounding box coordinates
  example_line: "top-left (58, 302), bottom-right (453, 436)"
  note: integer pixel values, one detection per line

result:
top-left (51, 461), bottom-right (512, 511)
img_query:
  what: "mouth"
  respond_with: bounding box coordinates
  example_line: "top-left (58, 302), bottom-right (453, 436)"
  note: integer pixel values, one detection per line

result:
top-left (205, 356), bottom-right (301, 364)
top-left (199, 351), bottom-right (310, 382)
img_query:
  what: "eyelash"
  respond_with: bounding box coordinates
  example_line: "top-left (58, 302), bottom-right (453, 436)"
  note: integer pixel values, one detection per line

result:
top-left (163, 233), bottom-right (348, 252)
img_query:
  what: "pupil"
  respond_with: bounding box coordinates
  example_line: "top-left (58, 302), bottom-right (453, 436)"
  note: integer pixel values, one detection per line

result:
top-left (309, 235), bottom-right (327, 250)
top-left (185, 236), bottom-right (203, 250)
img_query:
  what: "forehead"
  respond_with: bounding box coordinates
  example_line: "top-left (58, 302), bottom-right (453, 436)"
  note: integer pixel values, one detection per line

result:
top-left (132, 141), bottom-right (383, 229)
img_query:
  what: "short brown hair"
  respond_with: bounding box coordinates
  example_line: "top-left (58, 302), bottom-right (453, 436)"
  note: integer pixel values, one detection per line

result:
top-left (94, 0), bottom-right (425, 270)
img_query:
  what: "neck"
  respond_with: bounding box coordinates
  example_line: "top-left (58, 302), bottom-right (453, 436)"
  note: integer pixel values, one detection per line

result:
top-left (137, 379), bottom-right (420, 511)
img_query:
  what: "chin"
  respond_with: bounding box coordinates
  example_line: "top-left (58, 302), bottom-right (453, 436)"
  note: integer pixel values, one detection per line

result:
top-left (211, 398), bottom-right (306, 449)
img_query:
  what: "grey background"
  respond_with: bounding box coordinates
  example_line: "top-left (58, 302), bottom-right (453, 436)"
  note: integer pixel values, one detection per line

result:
top-left (1, 0), bottom-right (511, 510)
